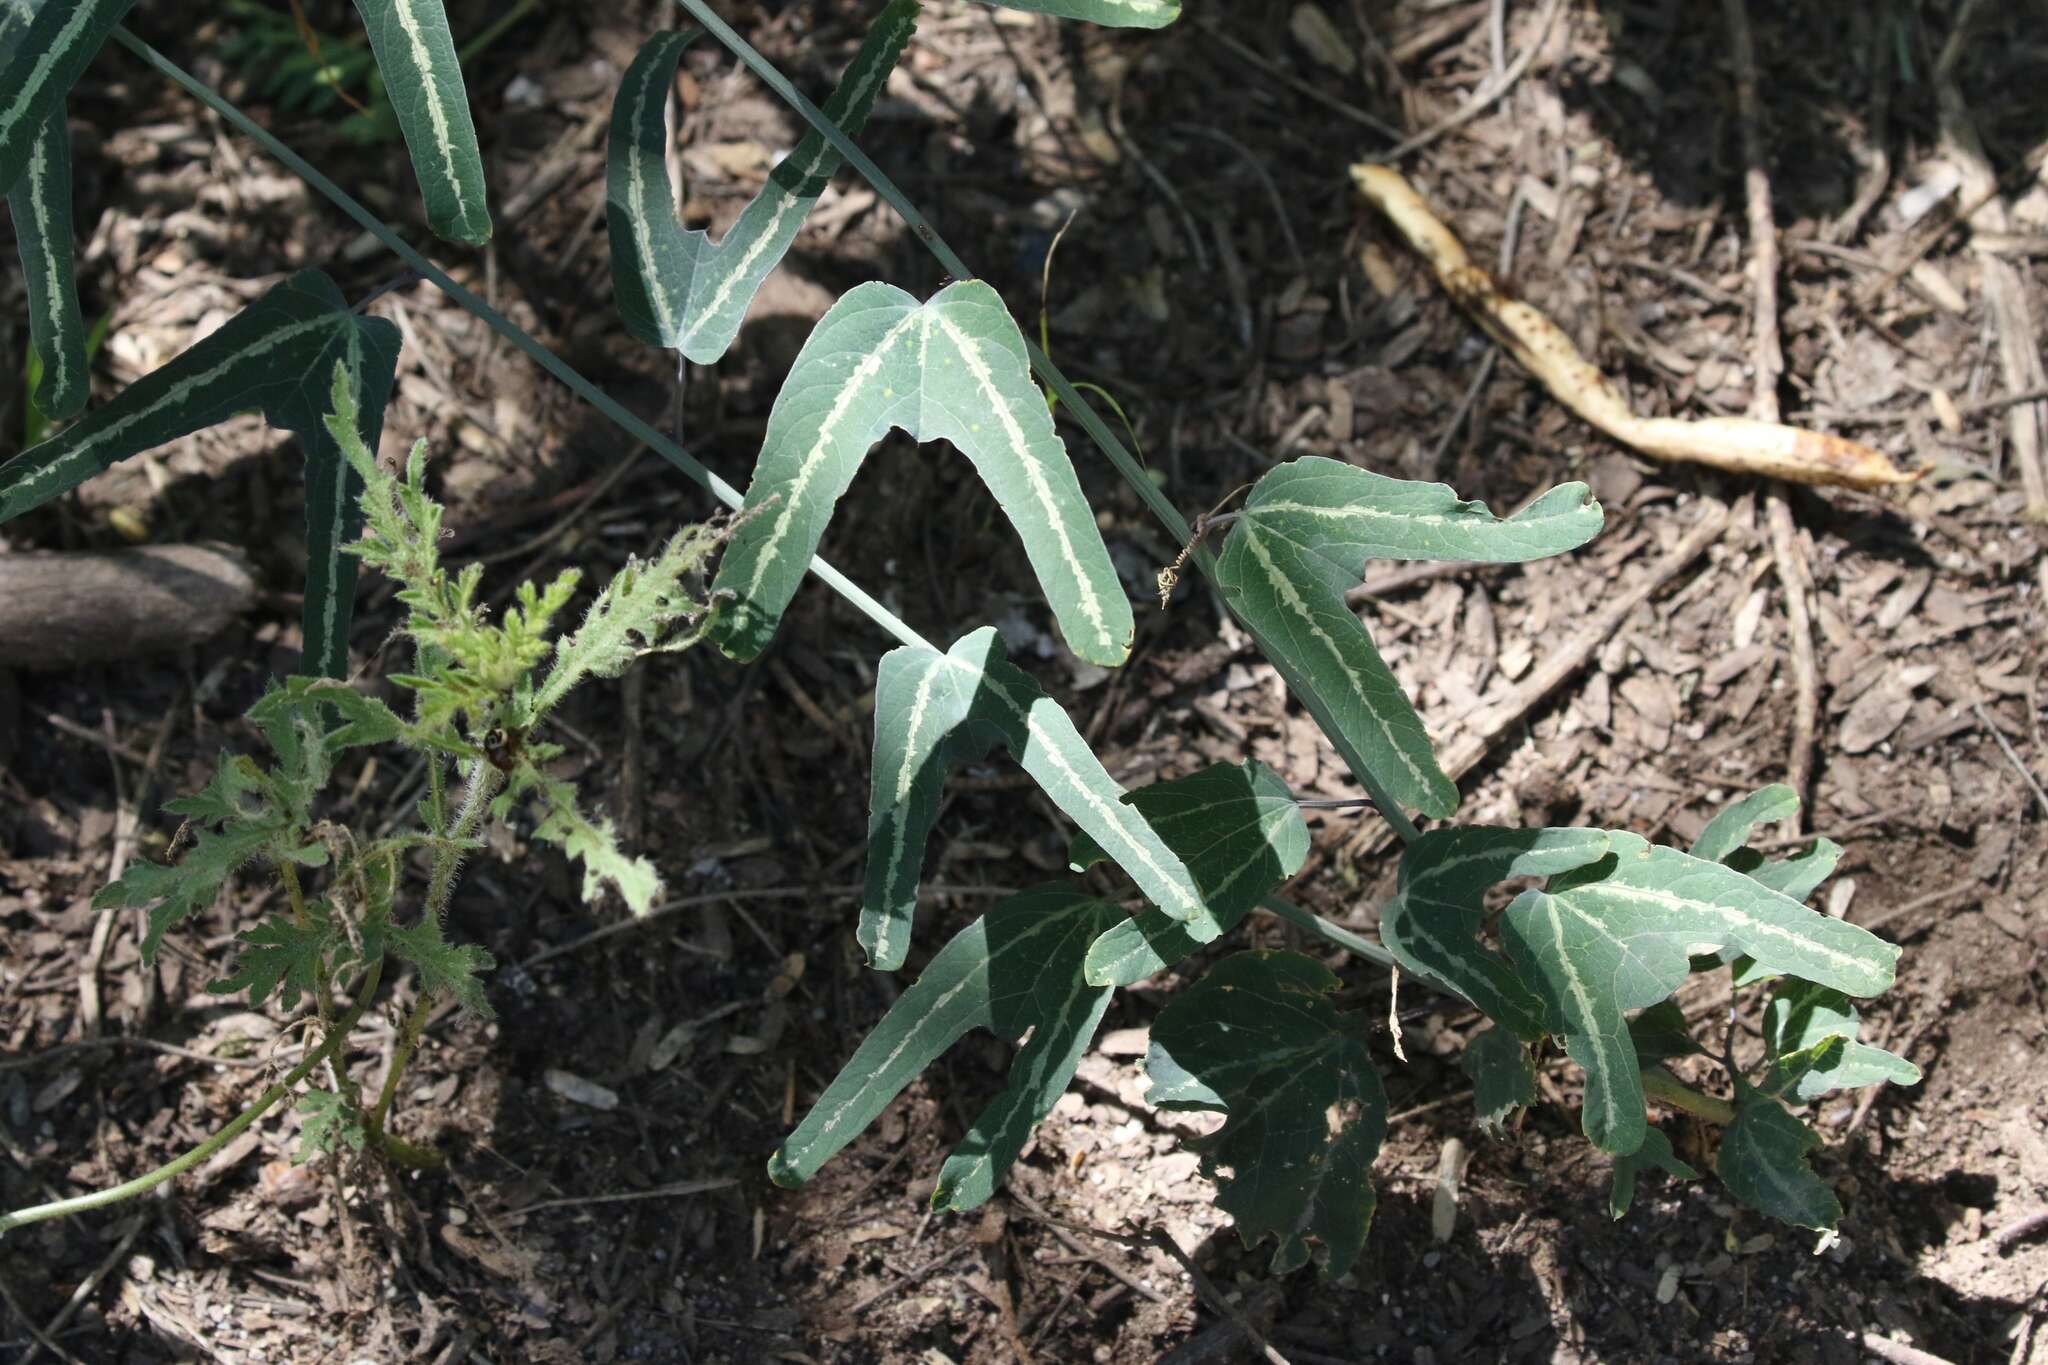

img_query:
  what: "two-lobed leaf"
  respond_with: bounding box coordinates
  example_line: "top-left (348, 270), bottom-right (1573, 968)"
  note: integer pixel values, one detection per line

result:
top-left (1074, 760), bottom-right (1308, 987)
top-left (770, 885), bottom-right (1124, 1209)
top-left (1500, 832), bottom-right (1899, 1154)
top-left (1379, 825), bottom-right (1610, 1040)
top-left (608, 2), bottom-right (916, 362)
top-left (711, 281), bottom-right (1134, 667)
top-left (1215, 458), bottom-right (1601, 818)
top-left (1760, 981), bottom-right (1918, 1103)
top-left (861, 627), bottom-right (1196, 969)
top-left (350, 0), bottom-right (492, 244)
top-left (0, 270), bottom-right (400, 678)
top-left (1146, 950), bottom-right (1388, 1277)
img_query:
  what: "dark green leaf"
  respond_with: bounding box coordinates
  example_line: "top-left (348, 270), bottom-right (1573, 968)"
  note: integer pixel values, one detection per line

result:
top-left (208, 905), bottom-right (340, 1010)
top-left (1627, 1001), bottom-right (1701, 1066)
top-left (1717, 1093), bottom-right (1839, 1230)
top-left (1461, 1025), bottom-right (1535, 1139)
top-left (350, 0), bottom-right (491, 243)
top-left (387, 916), bottom-right (495, 1018)
top-left (770, 886), bottom-right (1123, 1208)
top-left (1146, 950), bottom-right (1388, 1277)
top-left (1609, 1126), bottom-right (1697, 1219)
top-left (607, 2), bottom-right (916, 361)
top-left (1076, 761), bottom-right (1309, 987)
top-left (8, 105), bottom-right (86, 419)
top-left (1760, 981), bottom-right (1919, 1103)
top-left (96, 823), bottom-right (278, 961)
top-left (295, 1088), bottom-right (366, 1164)
top-left (0, 0), bottom-right (136, 198)
top-left (1216, 459), bottom-right (1602, 818)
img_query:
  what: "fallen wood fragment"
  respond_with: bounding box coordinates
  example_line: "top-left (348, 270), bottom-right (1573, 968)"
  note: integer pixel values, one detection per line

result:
top-left (1352, 164), bottom-right (1922, 490)
top-left (0, 544), bottom-right (258, 669)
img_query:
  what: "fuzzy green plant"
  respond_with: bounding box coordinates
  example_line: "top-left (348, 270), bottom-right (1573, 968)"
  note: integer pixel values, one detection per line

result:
top-left (0, 364), bottom-right (734, 1235)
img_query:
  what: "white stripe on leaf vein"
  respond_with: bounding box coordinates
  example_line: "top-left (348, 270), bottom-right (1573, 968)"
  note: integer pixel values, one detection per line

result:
top-left (390, 0), bottom-right (467, 207)
top-left (1, 2), bottom-right (98, 137)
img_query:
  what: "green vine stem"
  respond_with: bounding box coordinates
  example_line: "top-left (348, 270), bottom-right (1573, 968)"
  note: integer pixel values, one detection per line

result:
top-left (1642, 1064), bottom-right (1739, 1126)
top-left (0, 958), bottom-right (386, 1238)
top-left (424, 760), bottom-right (500, 926)
top-left (366, 989), bottom-right (433, 1139)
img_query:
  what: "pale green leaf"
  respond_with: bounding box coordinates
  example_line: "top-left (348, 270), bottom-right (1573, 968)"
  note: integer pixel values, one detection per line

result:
top-left (1216, 458), bottom-right (1602, 817)
top-left (989, 0), bottom-right (1180, 27)
top-left (1760, 981), bottom-right (1920, 1103)
top-left (770, 885), bottom-right (1123, 1204)
top-left (208, 905), bottom-right (340, 1011)
top-left (859, 628), bottom-right (1197, 970)
top-left (1717, 1093), bottom-right (1839, 1230)
top-left (7, 105), bottom-right (85, 419)
top-left (711, 282), bottom-right (1134, 667)
top-left (350, 0), bottom-right (491, 244)
top-left (607, 2), bottom-right (916, 362)
top-left (0, 0), bottom-right (134, 198)
top-left (1075, 760), bottom-right (1309, 987)
top-left (1461, 1024), bottom-right (1535, 1139)
top-left (526, 773), bottom-right (663, 916)
top-left (0, 270), bottom-right (400, 678)
top-left (1689, 784), bottom-right (1798, 863)
top-left (1146, 950), bottom-right (1388, 1277)
top-left (1379, 826), bottom-right (1609, 1041)
top-left (1608, 1126), bottom-right (1697, 1219)
top-left (1501, 833), bottom-right (1899, 1153)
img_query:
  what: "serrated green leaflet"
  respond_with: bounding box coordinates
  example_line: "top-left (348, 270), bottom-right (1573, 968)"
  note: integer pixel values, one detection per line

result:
top-left (1379, 826), bottom-right (1610, 1040)
top-left (1462, 1024), bottom-right (1535, 1139)
top-left (0, 0), bottom-right (133, 199)
top-left (95, 821), bottom-right (282, 962)
top-left (770, 885), bottom-right (1123, 1206)
top-left (350, 0), bottom-right (491, 244)
top-left (1760, 981), bottom-right (1919, 1103)
top-left (387, 915), bottom-right (495, 1018)
top-left (1146, 950), bottom-right (1387, 1277)
top-left (712, 280), bottom-right (1133, 666)
top-left (990, 0), bottom-right (1181, 27)
top-left (861, 627), bottom-right (1196, 969)
top-left (1717, 1093), bottom-right (1839, 1229)
top-left (8, 105), bottom-right (86, 419)
top-left (609, 2), bottom-right (916, 362)
top-left (295, 1089), bottom-right (367, 1165)
top-left (0, 271), bottom-right (399, 678)
top-left (1215, 458), bottom-right (1602, 818)
top-left (1608, 1126), bottom-right (1697, 1219)
top-left (1075, 760), bottom-right (1309, 987)
top-left (208, 904), bottom-right (340, 1011)
top-left (1501, 832), bottom-right (1899, 1154)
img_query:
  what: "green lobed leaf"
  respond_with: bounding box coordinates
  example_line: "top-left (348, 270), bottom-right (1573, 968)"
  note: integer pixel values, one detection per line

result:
top-left (607, 1), bottom-right (917, 362)
top-left (0, 270), bottom-right (400, 679)
top-left (1379, 826), bottom-right (1610, 1041)
top-left (770, 885), bottom-right (1124, 1205)
top-left (710, 281), bottom-right (1134, 668)
top-left (1074, 760), bottom-right (1309, 987)
top-left (1461, 1024), bottom-right (1535, 1139)
top-left (1716, 1093), bottom-right (1839, 1230)
top-left (294, 1088), bottom-right (367, 1165)
top-left (387, 915), bottom-right (495, 1018)
top-left (96, 822), bottom-right (279, 962)
top-left (1146, 950), bottom-right (1388, 1277)
top-left (349, 0), bottom-right (491, 244)
top-left (0, 0), bottom-right (135, 199)
top-left (1608, 1126), bottom-right (1698, 1220)
top-left (1215, 458), bottom-right (1602, 818)
top-left (1760, 981), bottom-right (1919, 1103)
top-left (249, 677), bottom-right (408, 751)
top-left (207, 904), bottom-right (340, 1011)
top-left (518, 771), bottom-right (663, 916)
top-left (7, 104), bottom-right (86, 419)
top-left (989, 0), bottom-right (1181, 26)
top-left (859, 627), bottom-right (1197, 970)
top-left (1500, 832), bottom-right (1899, 1154)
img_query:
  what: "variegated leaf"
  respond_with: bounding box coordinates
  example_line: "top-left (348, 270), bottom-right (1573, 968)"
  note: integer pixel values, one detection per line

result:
top-left (1216, 457), bottom-right (1602, 818)
top-left (1074, 760), bottom-right (1309, 987)
top-left (712, 281), bottom-right (1134, 666)
top-left (1146, 950), bottom-right (1388, 1277)
top-left (1500, 832), bottom-right (1899, 1154)
top-left (8, 103), bottom-right (85, 419)
top-left (769, 885), bottom-right (1124, 1208)
top-left (608, 1), bottom-right (916, 362)
top-left (861, 627), bottom-right (1197, 970)
top-left (351, 0), bottom-right (492, 244)
top-left (0, 0), bottom-right (134, 198)
top-left (991, 0), bottom-right (1181, 27)
top-left (0, 270), bottom-right (400, 678)
top-left (1379, 826), bottom-right (1610, 1041)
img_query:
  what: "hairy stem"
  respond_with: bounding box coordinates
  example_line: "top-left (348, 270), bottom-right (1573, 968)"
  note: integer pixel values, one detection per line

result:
top-left (0, 959), bottom-right (385, 1237)
top-left (424, 760), bottom-right (500, 927)
top-left (366, 989), bottom-right (433, 1138)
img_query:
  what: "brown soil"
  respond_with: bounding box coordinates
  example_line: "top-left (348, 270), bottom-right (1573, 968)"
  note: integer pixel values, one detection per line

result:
top-left (3, 1), bottom-right (2046, 1363)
